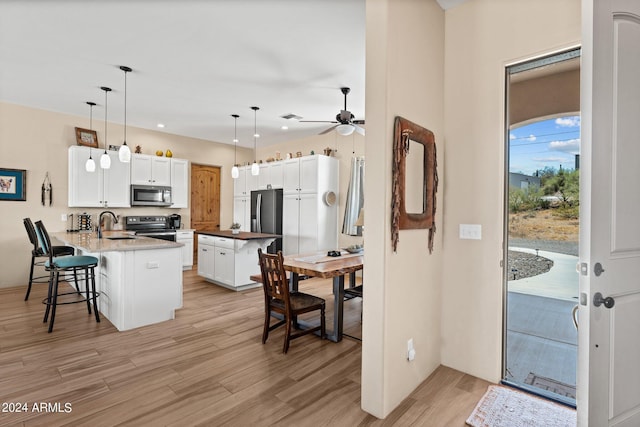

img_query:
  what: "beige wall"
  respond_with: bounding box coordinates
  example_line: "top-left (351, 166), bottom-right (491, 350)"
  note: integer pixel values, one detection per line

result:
top-left (363, 0), bottom-right (444, 417)
top-left (441, 0), bottom-right (581, 382)
top-left (0, 101), bottom-right (252, 288)
top-left (510, 69), bottom-right (580, 126)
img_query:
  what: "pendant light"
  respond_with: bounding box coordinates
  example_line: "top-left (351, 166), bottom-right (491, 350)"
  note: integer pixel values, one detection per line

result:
top-left (118, 66), bottom-right (132, 163)
top-left (231, 114), bottom-right (240, 179)
top-left (100, 86), bottom-right (112, 169)
top-left (85, 101), bottom-right (97, 172)
top-left (250, 106), bottom-right (260, 176)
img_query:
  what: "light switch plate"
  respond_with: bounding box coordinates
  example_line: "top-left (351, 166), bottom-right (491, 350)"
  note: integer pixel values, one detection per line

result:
top-left (459, 224), bottom-right (482, 240)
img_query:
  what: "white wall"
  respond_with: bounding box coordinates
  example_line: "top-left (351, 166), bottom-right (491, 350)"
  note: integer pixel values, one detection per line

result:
top-left (441, 0), bottom-right (581, 382)
top-left (362, 0), bottom-right (445, 417)
top-left (0, 102), bottom-right (252, 288)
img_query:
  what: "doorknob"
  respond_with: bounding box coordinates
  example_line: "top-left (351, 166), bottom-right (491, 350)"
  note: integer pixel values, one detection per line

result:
top-left (593, 292), bottom-right (615, 309)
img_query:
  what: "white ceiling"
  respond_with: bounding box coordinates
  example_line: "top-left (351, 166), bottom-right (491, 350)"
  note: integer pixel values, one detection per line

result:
top-left (0, 1), bottom-right (366, 148)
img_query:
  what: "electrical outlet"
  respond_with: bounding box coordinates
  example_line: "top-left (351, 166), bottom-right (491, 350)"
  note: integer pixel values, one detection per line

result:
top-left (407, 338), bottom-right (416, 361)
top-left (61, 214), bottom-right (67, 221)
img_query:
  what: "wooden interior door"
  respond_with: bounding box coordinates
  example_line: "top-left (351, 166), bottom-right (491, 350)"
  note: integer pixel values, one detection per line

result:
top-left (191, 164), bottom-right (221, 264)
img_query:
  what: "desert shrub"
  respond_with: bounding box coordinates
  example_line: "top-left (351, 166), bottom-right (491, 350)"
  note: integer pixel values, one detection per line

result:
top-left (553, 205), bottom-right (579, 219)
top-left (508, 185), bottom-right (546, 213)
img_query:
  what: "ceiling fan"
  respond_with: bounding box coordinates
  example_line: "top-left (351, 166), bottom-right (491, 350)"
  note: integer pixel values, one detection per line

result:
top-left (301, 87), bottom-right (365, 136)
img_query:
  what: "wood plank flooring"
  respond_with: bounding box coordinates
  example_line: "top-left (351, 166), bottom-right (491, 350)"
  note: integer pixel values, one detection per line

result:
top-left (0, 269), bottom-right (490, 426)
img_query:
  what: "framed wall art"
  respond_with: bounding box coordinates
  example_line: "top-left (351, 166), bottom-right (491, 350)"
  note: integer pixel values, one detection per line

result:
top-left (75, 127), bottom-right (99, 148)
top-left (0, 168), bottom-right (27, 201)
top-left (391, 116), bottom-right (438, 253)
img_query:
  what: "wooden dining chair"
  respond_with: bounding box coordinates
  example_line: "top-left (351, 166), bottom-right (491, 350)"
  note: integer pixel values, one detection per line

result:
top-left (258, 249), bottom-right (325, 353)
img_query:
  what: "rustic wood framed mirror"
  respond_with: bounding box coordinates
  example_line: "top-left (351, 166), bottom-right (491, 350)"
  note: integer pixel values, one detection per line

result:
top-left (391, 116), bottom-right (438, 252)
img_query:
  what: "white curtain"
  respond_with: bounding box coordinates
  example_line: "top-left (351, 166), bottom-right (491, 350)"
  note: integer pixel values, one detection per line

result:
top-left (342, 156), bottom-right (365, 236)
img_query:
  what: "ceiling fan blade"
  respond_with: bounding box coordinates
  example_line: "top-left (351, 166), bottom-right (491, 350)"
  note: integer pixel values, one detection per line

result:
top-left (353, 119), bottom-right (365, 125)
top-left (353, 124), bottom-right (365, 136)
top-left (319, 124), bottom-right (338, 135)
top-left (299, 120), bottom-right (338, 123)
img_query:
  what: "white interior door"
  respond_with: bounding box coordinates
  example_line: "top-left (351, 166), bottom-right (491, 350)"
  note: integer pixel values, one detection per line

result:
top-left (580, 0), bottom-right (640, 425)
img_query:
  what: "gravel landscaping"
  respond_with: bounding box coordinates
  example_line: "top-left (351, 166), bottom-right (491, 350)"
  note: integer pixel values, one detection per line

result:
top-left (507, 250), bottom-right (554, 281)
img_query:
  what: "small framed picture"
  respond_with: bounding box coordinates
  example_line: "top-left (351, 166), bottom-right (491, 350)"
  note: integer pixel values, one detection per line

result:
top-left (0, 168), bottom-right (27, 201)
top-left (75, 127), bottom-right (98, 148)
top-left (108, 144), bottom-right (120, 151)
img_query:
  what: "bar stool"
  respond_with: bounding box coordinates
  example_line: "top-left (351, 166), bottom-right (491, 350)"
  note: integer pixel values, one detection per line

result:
top-left (23, 218), bottom-right (75, 301)
top-left (34, 220), bottom-right (100, 333)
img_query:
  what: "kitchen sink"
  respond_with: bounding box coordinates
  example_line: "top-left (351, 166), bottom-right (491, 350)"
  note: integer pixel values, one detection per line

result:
top-left (106, 236), bottom-right (136, 240)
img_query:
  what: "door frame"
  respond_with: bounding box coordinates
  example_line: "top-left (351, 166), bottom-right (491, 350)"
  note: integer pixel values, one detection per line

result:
top-left (501, 46), bottom-right (582, 405)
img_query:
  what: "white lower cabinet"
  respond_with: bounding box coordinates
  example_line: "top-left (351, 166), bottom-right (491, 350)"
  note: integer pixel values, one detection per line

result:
top-left (177, 230), bottom-right (194, 270)
top-left (197, 234), bottom-right (276, 291)
top-left (197, 236), bottom-right (215, 280)
top-left (214, 246), bottom-right (234, 287)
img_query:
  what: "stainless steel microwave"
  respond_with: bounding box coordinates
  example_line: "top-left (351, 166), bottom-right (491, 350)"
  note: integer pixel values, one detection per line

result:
top-left (130, 185), bottom-right (172, 206)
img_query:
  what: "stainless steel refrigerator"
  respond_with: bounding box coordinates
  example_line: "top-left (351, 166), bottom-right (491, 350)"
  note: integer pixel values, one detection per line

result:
top-left (251, 188), bottom-right (283, 253)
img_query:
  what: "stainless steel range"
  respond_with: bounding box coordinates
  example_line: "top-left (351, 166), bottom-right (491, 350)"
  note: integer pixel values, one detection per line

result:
top-left (124, 216), bottom-right (177, 241)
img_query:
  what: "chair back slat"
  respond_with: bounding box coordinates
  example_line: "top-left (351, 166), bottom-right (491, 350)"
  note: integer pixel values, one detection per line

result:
top-left (34, 220), bottom-right (53, 261)
top-left (258, 249), bottom-right (290, 309)
top-left (23, 218), bottom-right (44, 255)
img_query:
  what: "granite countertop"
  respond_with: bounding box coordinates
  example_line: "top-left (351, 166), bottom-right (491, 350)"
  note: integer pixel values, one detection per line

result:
top-left (196, 230), bottom-right (281, 240)
top-left (51, 231), bottom-right (184, 253)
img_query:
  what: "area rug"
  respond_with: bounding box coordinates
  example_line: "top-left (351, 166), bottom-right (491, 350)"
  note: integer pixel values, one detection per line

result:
top-left (466, 385), bottom-right (576, 427)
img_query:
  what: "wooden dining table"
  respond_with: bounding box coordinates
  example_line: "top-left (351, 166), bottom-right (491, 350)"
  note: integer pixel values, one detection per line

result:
top-left (282, 251), bottom-right (364, 342)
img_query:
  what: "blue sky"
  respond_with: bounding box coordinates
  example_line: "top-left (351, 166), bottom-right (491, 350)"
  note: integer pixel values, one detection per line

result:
top-left (509, 115), bottom-right (580, 176)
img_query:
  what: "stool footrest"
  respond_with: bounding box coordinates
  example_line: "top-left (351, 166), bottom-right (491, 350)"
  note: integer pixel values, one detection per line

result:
top-left (42, 291), bottom-right (100, 306)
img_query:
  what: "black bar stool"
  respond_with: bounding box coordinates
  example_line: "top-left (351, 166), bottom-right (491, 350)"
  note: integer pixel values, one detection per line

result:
top-left (23, 218), bottom-right (75, 301)
top-left (34, 220), bottom-right (100, 333)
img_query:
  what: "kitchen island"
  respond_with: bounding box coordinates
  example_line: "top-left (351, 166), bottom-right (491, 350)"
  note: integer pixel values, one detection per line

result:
top-left (196, 230), bottom-right (279, 291)
top-left (52, 231), bottom-right (183, 331)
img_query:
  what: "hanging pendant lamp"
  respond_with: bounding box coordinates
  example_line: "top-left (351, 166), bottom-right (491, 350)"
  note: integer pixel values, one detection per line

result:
top-left (100, 86), bottom-right (112, 169)
top-left (85, 101), bottom-right (97, 172)
top-left (118, 66), bottom-right (132, 163)
top-left (231, 114), bottom-right (240, 179)
top-left (250, 106), bottom-right (260, 176)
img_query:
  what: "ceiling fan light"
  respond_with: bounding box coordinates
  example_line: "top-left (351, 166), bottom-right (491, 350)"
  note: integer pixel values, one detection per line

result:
top-left (251, 162), bottom-right (259, 176)
top-left (119, 142), bottom-right (131, 162)
top-left (85, 156), bottom-right (96, 172)
top-left (100, 151), bottom-right (111, 169)
top-left (336, 124), bottom-right (355, 136)
top-left (231, 165), bottom-right (239, 179)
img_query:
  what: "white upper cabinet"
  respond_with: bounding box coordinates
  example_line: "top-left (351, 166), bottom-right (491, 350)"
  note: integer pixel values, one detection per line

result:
top-left (170, 158), bottom-right (189, 208)
top-left (257, 161), bottom-right (284, 190)
top-left (68, 146), bottom-right (130, 208)
top-left (257, 163), bottom-right (271, 189)
top-left (233, 166), bottom-right (258, 197)
top-left (131, 154), bottom-right (171, 186)
top-left (283, 155), bottom-right (327, 194)
top-left (283, 158), bottom-right (301, 194)
top-left (299, 156), bottom-right (319, 193)
top-left (103, 150), bottom-right (131, 207)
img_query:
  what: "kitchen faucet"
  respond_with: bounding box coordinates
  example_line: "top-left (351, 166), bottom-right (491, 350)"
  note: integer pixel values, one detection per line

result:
top-left (98, 211), bottom-right (118, 239)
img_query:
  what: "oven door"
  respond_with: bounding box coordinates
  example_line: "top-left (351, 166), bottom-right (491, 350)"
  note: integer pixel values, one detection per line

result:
top-left (136, 231), bottom-right (177, 242)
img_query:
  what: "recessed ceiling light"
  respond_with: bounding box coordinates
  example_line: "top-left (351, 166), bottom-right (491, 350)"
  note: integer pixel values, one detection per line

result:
top-left (157, 123), bottom-right (165, 128)
top-left (281, 125), bottom-right (288, 130)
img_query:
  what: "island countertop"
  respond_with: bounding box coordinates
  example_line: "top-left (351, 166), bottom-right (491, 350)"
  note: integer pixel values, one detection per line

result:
top-left (196, 230), bottom-right (281, 240)
top-left (51, 231), bottom-right (183, 253)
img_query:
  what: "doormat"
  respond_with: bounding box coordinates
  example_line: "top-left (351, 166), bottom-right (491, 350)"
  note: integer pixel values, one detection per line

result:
top-left (466, 385), bottom-right (576, 427)
top-left (524, 373), bottom-right (576, 399)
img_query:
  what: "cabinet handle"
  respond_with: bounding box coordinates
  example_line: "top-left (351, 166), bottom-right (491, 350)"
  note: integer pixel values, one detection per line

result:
top-left (202, 248), bottom-right (207, 252)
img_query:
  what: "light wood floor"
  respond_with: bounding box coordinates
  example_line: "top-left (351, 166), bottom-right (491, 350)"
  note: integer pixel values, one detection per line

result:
top-left (0, 269), bottom-right (490, 426)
